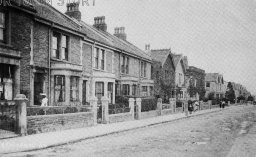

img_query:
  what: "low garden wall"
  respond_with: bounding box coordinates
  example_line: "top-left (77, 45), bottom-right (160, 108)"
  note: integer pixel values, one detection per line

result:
top-left (200, 102), bottom-right (210, 110)
top-left (141, 110), bottom-right (160, 119)
top-left (27, 111), bottom-right (94, 135)
top-left (27, 106), bottom-right (94, 135)
top-left (109, 112), bottom-right (133, 123)
top-left (176, 107), bottom-right (183, 113)
top-left (161, 109), bottom-right (173, 116)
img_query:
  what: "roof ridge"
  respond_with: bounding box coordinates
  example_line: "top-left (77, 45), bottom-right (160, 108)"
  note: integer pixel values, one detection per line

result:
top-left (35, 0), bottom-right (81, 28)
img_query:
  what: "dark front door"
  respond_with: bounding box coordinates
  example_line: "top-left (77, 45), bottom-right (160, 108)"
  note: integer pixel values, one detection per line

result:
top-left (34, 73), bottom-right (44, 106)
top-left (95, 82), bottom-right (104, 123)
top-left (82, 80), bottom-right (87, 105)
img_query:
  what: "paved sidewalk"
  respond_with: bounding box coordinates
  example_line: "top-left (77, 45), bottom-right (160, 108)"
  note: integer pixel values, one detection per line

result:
top-left (0, 108), bottom-right (221, 154)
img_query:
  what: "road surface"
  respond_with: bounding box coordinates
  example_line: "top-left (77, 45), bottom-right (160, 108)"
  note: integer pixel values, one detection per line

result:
top-left (4, 105), bottom-right (256, 157)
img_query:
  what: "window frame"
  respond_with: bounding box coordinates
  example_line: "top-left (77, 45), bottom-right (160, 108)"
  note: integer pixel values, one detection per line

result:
top-left (122, 84), bottom-right (130, 96)
top-left (121, 55), bottom-right (129, 74)
top-left (101, 49), bottom-right (105, 70)
top-left (52, 32), bottom-right (69, 61)
top-left (70, 76), bottom-right (79, 102)
top-left (54, 75), bottom-right (65, 102)
top-left (206, 82), bottom-right (210, 88)
top-left (0, 11), bottom-right (7, 44)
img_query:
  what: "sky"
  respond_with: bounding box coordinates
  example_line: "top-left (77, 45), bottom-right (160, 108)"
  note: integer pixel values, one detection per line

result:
top-left (52, 0), bottom-right (256, 95)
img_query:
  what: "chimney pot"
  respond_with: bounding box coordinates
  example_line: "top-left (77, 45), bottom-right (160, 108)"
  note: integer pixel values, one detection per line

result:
top-left (93, 16), bottom-right (108, 31)
top-left (114, 27), bottom-right (127, 41)
top-left (65, 2), bottom-right (81, 21)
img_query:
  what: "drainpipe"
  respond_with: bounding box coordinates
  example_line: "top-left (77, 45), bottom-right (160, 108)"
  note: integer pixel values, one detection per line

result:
top-left (48, 24), bottom-right (53, 106)
top-left (90, 41), bottom-right (96, 98)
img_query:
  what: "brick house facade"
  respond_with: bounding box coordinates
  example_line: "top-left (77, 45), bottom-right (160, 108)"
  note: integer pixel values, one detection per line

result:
top-left (4, 1), bottom-right (154, 108)
top-left (151, 49), bottom-right (176, 102)
top-left (0, 2), bottom-right (36, 102)
top-left (185, 66), bottom-right (206, 100)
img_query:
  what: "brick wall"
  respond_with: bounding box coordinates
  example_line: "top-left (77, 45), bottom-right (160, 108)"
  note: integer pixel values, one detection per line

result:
top-left (70, 36), bottom-right (81, 65)
top-left (114, 52), bottom-right (120, 78)
top-left (82, 43), bottom-right (92, 75)
top-left (106, 50), bottom-right (113, 73)
top-left (141, 110), bottom-right (160, 119)
top-left (33, 22), bottom-right (49, 68)
top-left (11, 10), bottom-right (33, 99)
top-left (186, 67), bottom-right (206, 99)
top-left (130, 57), bottom-right (140, 77)
top-left (27, 112), bottom-right (94, 135)
top-left (109, 113), bottom-right (133, 123)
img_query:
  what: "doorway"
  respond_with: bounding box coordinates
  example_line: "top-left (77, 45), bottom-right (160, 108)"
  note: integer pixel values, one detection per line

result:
top-left (34, 73), bottom-right (45, 106)
top-left (82, 80), bottom-right (87, 105)
top-left (95, 82), bottom-right (104, 123)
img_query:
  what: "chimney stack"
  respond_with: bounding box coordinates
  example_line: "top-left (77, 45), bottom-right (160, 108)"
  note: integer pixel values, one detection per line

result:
top-left (145, 44), bottom-right (150, 51)
top-left (93, 16), bottom-right (107, 32)
top-left (183, 56), bottom-right (188, 70)
top-left (65, 2), bottom-right (81, 21)
top-left (114, 27), bottom-right (127, 41)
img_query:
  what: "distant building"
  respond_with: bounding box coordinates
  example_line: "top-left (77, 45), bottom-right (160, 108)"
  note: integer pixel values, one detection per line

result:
top-left (151, 49), bottom-right (176, 101)
top-left (205, 73), bottom-right (225, 99)
top-left (172, 54), bottom-right (187, 99)
top-left (231, 82), bottom-right (250, 100)
top-left (186, 66), bottom-right (206, 100)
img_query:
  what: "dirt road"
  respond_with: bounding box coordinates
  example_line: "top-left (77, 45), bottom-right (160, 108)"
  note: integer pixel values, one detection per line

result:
top-left (4, 105), bottom-right (256, 157)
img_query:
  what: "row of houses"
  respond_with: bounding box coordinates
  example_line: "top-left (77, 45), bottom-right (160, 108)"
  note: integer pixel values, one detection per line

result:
top-left (0, 1), bottom-right (251, 108)
top-left (0, 1), bottom-right (154, 107)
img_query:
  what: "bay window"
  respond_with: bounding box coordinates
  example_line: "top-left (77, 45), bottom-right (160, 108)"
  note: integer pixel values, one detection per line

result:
top-left (54, 75), bottom-right (65, 102)
top-left (95, 82), bottom-right (104, 99)
top-left (70, 76), bottom-right (79, 102)
top-left (122, 84), bottom-right (130, 96)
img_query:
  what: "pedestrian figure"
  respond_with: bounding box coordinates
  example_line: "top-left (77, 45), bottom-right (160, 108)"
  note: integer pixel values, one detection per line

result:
top-left (219, 100), bottom-right (222, 110)
top-left (40, 93), bottom-right (48, 107)
top-left (194, 101), bottom-right (199, 112)
top-left (222, 100), bottom-right (225, 109)
top-left (188, 103), bottom-right (193, 114)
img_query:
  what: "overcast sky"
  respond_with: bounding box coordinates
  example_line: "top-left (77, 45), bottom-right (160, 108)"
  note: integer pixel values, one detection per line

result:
top-left (53, 0), bottom-right (256, 95)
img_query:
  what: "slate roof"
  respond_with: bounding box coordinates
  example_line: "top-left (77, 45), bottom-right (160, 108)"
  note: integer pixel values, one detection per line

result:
top-left (12, 0), bottom-right (151, 61)
top-left (150, 49), bottom-right (171, 65)
top-left (79, 21), bottom-right (151, 61)
top-left (26, 0), bottom-right (82, 31)
top-left (172, 54), bottom-right (183, 68)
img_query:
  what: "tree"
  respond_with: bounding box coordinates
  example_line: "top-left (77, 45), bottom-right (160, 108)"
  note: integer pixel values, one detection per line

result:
top-left (225, 82), bottom-right (236, 103)
top-left (247, 95), bottom-right (254, 102)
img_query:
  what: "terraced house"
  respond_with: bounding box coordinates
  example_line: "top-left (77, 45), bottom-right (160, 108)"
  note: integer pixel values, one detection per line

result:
top-left (65, 3), bottom-right (154, 104)
top-left (0, 0), bottom-right (154, 134)
top-left (1, 0), bottom-right (154, 106)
